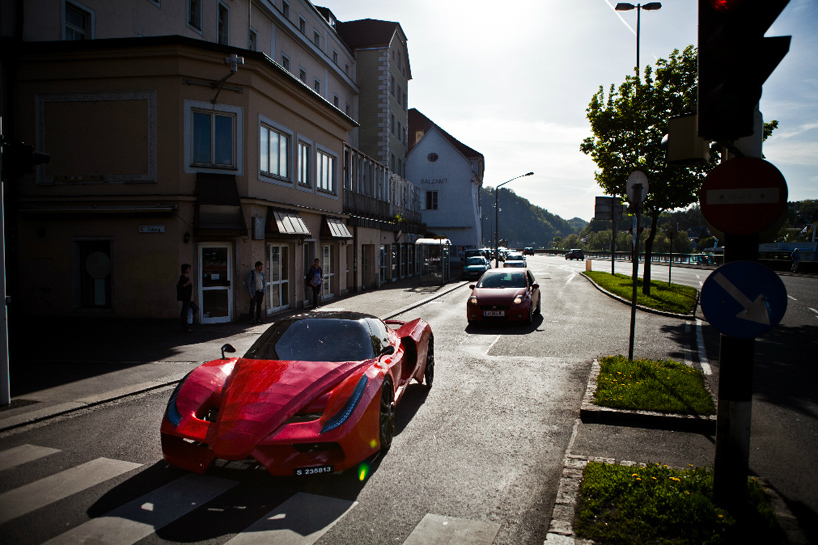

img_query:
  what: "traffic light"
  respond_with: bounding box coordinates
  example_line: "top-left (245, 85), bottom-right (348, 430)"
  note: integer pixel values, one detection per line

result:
top-left (1, 137), bottom-right (50, 181)
top-left (698, 0), bottom-right (791, 142)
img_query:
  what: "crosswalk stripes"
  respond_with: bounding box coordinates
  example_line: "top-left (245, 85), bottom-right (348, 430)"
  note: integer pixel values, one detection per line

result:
top-left (0, 444), bottom-right (60, 472)
top-left (0, 444), bottom-right (502, 545)
top-left (42, 473), bottom-right (238, 545)
top-left (224, 492), bottom-right (357, 545)
top-left (0, 457), bottom-right (142, 525)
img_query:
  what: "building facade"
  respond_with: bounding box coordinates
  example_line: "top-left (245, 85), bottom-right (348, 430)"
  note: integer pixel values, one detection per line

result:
top-left (407, 109), bottom-right (484, 254)
top-left (1, 0), bottom-right (423, 322)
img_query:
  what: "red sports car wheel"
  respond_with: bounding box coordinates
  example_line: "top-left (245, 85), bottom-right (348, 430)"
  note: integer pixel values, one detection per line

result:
top-left (379, 378), bottom-right (395, 451)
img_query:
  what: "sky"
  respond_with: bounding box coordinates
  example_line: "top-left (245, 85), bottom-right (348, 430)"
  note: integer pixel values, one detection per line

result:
top-left (320, 0), bottom-right (818, 222)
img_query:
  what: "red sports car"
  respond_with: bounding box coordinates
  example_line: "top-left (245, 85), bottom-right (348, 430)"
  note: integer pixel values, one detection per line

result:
top-left (161, 311), bottom-right (434, 477)
top-left (466, 269), bottom-right (541, 325)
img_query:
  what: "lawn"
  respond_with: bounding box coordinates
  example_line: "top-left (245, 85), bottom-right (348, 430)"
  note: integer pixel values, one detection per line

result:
top-left (575, 462), bottom-right (786, 544)
top-left (594, 355), bottom-right (716, 415)
top-left (584, 271), bottom-right (699, 315)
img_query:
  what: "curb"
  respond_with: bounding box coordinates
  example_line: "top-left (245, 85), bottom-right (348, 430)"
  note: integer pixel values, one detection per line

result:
top-left (579, 272), bottom-right (699, 321)
top-left (579, 360), bottom-right (717, 435)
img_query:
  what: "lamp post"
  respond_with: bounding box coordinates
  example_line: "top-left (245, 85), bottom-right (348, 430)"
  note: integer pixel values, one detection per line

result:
top-left (494, 172), bottom-right (534, 267)
top-left (614, 2), bottom-right (662, 77)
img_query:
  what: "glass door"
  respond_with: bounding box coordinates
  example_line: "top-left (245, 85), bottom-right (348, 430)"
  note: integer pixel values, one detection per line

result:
top-left (322, 244), bottom-right (334, 300)
top-left (267, 244), bottom-right (290, 313)
top-left (199, 243), bottom-right (233, 324)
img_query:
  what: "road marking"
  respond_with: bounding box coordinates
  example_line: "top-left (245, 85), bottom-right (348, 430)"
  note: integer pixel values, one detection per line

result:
top-left (0, 457), bottom-right (142, 525)
top-left (44, 474), bottom-right (238, 545)
top-left (696, 320), bottom-right (712, 375)
top-left (810, 308), bottom-right (818, 315)
top-left (225, 493), bottom-right (357, 545)
top-left (788, 295), bottom-right (797, 301)
top-left (0, 444), bottom-right (60, 472)
top-left (403, 514), bottom-right (501, 545)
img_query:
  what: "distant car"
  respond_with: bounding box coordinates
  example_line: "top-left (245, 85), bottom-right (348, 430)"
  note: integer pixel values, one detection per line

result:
top-left (504, 253), bottom-right (527, 268)
top-left (464, 248), bottom-right (492, 261)
top-left (161, 311), bottom-right (434, 477)
top-left (466, 269), bottom-right (541, 325)
top-left (523, 247), bottom-right (534, 256)
top-left (462, 256), bottom-right (491, 280)
top-left (565, 249), bottom-right (585, 260)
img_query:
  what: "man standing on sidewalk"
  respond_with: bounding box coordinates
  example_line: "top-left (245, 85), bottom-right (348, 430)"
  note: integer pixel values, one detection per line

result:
top-left (307, 258), bottom-right (323, 307)
top-left (248, 261), bottom-right (265, 324)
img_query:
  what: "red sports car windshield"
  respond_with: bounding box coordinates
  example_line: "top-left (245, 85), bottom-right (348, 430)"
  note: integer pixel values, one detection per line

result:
top-left (476, 271), bottom-right (528, 289)
top-left (243, 316), bottom-right (385, 362)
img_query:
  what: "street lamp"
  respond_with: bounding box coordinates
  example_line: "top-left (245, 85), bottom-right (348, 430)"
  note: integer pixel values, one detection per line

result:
top-left (494, 172), bottom-right (534, 267)
top-left (615, 2), bottom-right (662, 77)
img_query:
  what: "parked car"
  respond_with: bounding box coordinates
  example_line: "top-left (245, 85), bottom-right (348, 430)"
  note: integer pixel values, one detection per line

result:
top-left (462, 256), bottom-right (491, 279)
top-left (466, 269), bottom-right (541, 325)
top-left (161, 311), bottom-right (434, 477)
top-left (523, 247), bottom-right (534, 256)
top-left (504, 252), bottom-right (527, 268)
top-left (565, 249), bottom-right (585, 260)
top-left (464, 248), bottom-right (492, 261)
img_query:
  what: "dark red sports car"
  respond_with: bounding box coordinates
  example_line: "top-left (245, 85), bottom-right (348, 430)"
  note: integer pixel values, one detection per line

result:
top-left (161, 311), bottom-right (434, 477)
top-left (466, 269), bottom-right (541, 325)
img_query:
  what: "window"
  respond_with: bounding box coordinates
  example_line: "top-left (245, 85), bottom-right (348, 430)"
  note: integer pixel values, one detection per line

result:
top-left (299, 17), bottom-right (306, 33)
top-left (249, 29), bottom-right (257, 51)
top-left (282, 1), bottom-right (289, 19)
top-left (260, 124), bottom-right (290, 180)
top-left (332, 50), bottom-right (338, 64)
top-left (390, 114), bottom-right (395, 134)
top-left (298, 141), bottom-right (310, 186)
top-left (426, 191), bottom-right (438, 210)
top-left (65, 1), bottom-right (92, 40)
top-left (188, 0), bottom-right (202, 30)
top-left (217, 3), bottom-right (229, 44)
top-left (333, 95), bottom-right (339, 108)
top-left (299, 68), bottom-right (306, 82)
top-left (313, 30), bottom-right (320, 47)
top-left (282, 54), bottom-right (290, 71)
top-left (317, 150), bottom-right (336, 193)
top-left (322, 244), bottom-right (334, 299)
top-left (192, 109), bottom-right (236, 168)
top-left (390, 76), bottom-right (395, 95)
top-left (314, 79), bottom-right (321, 94)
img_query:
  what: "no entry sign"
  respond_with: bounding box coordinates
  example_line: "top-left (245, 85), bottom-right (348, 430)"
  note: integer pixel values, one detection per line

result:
top-left (699, 157), bottom-right (787, 236)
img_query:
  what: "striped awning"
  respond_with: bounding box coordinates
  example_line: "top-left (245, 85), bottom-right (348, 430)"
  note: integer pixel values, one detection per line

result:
top-left (267, 208), bottom-right (311, 237)
top-left (322, 216), bottom-right (353, 239)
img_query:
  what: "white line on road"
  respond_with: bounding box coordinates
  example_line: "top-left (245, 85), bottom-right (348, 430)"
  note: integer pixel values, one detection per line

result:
top-left (225, 493), bottom-right (357, 545)
top-left (0, 444), bottom-right (60, 472)
top-left (0, 457), bottom-right (142, 525)
top-left (44, 474), bottom-right (238, 545)
top-left (788, 295), bottom-right (797, 301)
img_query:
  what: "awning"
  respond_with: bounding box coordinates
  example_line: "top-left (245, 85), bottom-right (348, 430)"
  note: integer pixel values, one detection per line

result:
top-left (266, 208), bottom-right (311, 238)
top-left (322, 216), bottom-right (353, 239)
top-left (195, 173), bottom-right (247, 236)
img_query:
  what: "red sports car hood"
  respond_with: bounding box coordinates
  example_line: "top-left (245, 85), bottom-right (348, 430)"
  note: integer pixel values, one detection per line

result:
top-left (209, 357), bottom-right (367, 459)
top-left (474, 287), bottom-right (526, 304)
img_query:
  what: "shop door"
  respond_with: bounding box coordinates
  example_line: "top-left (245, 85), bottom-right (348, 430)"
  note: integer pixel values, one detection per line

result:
top-left (267, 244), bottom-right (290, 313)
top-left (199, 243), bottom-right (233, 324)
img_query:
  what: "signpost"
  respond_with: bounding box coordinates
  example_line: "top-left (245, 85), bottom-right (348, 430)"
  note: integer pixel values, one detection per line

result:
top-left (625, 171), bottom-right (647, 361)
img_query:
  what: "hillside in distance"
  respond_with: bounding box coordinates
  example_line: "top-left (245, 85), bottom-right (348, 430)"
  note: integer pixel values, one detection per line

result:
top-left (479, 187), bottom-right (587, 248)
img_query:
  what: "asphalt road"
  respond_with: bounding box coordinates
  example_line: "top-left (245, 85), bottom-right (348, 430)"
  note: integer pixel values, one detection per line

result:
top-left (0, 255), bottom-right (815, 544)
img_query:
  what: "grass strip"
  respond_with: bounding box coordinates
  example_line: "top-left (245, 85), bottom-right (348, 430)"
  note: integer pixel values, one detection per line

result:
top-left (595, 355), bottom-right (716, 415)
top-left (575, 462), bottom-right (786, 545)
top-left (584, 271), bottom-right (698, 314)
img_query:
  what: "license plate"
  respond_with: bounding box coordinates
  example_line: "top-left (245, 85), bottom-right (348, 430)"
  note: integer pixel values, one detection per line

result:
top-left (483, 310), bottom-right (505, 317)
top-left (294, 465), bottom-right (333, 476)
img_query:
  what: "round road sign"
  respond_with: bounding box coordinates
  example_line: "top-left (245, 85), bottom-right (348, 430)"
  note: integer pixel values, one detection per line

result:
top-left (700, 157), bottom-right (787, 236)
top-left (626, 171), bottom-right (649, 204)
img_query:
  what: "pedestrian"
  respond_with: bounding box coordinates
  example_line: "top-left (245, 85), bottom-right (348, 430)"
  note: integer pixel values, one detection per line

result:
top-left (176, 264), bottom-right (198, 332)
top-left (791, 247), bottom-right (800, 273)
top-left (248, 261), bottom-right (266, 324)
top-left (306, 258), bottom-right (323, 307)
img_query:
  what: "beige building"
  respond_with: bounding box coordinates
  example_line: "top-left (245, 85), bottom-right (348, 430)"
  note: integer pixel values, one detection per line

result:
top-left (0, 0), bottom-right (422, 323)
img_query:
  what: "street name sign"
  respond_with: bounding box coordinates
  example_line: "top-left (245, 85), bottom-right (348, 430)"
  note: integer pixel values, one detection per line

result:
top-left (700, 261), bottom-right (787, 339)
top-left (700, 157), bottom-right (787, 236)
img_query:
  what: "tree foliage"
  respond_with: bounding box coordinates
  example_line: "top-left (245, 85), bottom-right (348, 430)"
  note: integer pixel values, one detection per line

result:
top-left (580, 45), bottom-right (777, 293)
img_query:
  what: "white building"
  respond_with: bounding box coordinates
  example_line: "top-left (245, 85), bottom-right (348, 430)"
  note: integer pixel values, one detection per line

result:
top-left (407, 109), bottom-right (484, 254)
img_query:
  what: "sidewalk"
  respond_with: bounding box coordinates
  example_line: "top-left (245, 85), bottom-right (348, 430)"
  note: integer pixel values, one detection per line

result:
top-left (0, 278), bottom-right (467, 433)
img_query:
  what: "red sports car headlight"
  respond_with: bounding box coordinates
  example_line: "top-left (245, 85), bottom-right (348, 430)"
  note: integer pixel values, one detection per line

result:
top-left (321, 375), bottom-right (369, 433)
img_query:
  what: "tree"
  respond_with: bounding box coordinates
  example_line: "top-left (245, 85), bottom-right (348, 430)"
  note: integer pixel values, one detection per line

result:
top-left (581, 46), bottom-right (778, 294)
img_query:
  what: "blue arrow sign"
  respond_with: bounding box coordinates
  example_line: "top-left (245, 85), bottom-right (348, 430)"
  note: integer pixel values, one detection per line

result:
top-left (700, 261), bottom-right (788, 339)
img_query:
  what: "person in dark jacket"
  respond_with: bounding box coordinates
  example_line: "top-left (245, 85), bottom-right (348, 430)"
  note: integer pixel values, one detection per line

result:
top-left (247, 261), bottom-right (266, 324)
top-left (176, 264), bottom-right (198, 331)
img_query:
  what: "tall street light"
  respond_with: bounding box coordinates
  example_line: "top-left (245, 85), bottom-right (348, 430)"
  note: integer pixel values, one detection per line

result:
top-left (615, 2), bottom-right (662, 77)
top-left (494, 172), bottom-right (534, 267)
